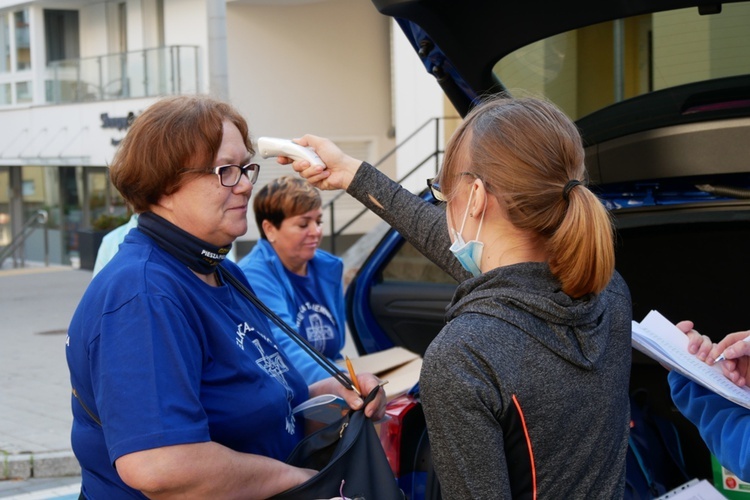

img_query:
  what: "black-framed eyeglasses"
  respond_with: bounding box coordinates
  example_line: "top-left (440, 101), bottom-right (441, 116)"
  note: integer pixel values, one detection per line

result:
top-left (427, 178), bottom-right (447, 202)
top-left (213, 163), bottom-right (260, 187)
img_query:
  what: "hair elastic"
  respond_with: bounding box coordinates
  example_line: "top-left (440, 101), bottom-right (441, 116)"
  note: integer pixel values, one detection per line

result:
top-left (562, 180), bottom-right (582, 201)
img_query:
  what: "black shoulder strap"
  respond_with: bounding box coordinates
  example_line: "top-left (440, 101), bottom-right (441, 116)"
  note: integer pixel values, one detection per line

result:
top-left (72, 387), bottom-right (102, 426)
top-left (219, 266), bottom-right (358, 392)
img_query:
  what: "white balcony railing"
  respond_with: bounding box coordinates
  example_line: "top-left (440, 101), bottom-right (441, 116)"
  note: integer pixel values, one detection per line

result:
top-left (45, 45), bottom-right (200, 104)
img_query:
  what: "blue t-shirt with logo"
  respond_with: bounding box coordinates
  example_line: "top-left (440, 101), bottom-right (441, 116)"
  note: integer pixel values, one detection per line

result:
top-left (237, 239), bottom-right (347, 384)
top-left (66, 230), bottom-right (308, 499)
top-left (285, 268), bottom-right (340, 360)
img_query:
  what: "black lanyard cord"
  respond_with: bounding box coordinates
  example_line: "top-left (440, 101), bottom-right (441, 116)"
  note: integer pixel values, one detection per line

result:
top-left (218, 266), bottom-right (357, 393)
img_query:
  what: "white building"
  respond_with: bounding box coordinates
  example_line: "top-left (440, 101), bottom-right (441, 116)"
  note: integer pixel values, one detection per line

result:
top-left (0, 0), bottom-right (450, 268)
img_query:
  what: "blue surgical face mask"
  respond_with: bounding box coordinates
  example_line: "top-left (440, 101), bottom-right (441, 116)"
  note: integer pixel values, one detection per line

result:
top-left (449, 186), bottom-right (486, 277)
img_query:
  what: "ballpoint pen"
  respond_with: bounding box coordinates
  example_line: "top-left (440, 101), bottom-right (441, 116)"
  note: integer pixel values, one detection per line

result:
top-left (715, 336), bottom-right (750, 362)
top-left (345, 355), bottom-right (363, 395)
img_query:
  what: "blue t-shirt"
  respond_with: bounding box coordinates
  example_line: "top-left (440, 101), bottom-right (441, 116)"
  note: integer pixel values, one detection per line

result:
top-left (66, 230), bottom-right (308, 499)
top-left (237, 239), bottom-right (346, 384)
top-left (285, 268), bottom-right (339, 360)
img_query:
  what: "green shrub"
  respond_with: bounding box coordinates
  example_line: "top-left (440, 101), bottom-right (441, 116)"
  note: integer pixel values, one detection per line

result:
top-left (92, 213), bottom-right (131, 231)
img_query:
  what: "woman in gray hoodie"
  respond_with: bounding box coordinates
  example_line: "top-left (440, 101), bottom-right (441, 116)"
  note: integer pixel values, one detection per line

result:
top-left (282, 94), bottom-right (632, 499)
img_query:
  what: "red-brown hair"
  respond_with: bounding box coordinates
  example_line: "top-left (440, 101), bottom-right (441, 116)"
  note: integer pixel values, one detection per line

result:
top-left (110, 95), bottom-right (252, 212)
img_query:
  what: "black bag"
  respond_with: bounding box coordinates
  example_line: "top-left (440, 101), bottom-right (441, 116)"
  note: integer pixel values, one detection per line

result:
top-left (625, 390), bottom-right (690, 499)
top-left (220, 268), bottom-right (404, 500)
top-left (272, 387), bottom-right (404, 500)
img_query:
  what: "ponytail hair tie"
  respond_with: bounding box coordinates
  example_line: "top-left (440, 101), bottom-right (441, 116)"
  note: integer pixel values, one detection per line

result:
top-left (562, 179), bottom-right (582, 202)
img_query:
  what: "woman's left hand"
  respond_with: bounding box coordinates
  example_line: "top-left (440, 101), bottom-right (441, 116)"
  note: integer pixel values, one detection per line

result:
top-left (676, 320), bottom-right (714, 363)
top-left (309, 372), bottom-right (387, 420)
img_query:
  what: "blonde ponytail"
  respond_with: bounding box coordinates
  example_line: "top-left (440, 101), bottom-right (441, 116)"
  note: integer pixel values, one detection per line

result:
top-left (547, 185), bottom-right (615, 298)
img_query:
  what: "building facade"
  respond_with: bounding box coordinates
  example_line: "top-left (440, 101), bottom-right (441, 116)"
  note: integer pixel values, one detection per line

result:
top-left (0, 0), bottom-right (447, 267)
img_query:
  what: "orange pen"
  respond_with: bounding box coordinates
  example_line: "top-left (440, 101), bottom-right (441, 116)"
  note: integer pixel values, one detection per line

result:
top-left (345, 356), bottom-right (363, 395)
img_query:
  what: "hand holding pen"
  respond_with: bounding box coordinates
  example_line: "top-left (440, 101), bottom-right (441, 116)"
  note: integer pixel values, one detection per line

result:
top-left (715, 334), bottom-right (750, 362)
top-left (308, 359), bottom-right (388, 420)
top-left (679, 320), bottom-right (750, 388)
top-left (343, 356), bottom-right (390, 420)
top-left (709, 330), bottom-right (750, 388)
top-left (678, 320), bottom-right (749, 363)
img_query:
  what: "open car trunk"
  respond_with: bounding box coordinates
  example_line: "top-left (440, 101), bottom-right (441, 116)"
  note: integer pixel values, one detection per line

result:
top-left (617, 203), bottom-right (750, 478)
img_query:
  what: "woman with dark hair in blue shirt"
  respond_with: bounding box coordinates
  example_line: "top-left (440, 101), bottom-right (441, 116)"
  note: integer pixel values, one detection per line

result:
top-left (238, 176), bottom-right (346, 384)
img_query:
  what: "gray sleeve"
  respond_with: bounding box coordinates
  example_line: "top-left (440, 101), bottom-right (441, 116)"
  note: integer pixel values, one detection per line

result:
top-left (346, 162), bottom-right (469, 282)
top-left (420, 323), bottom-right (513, 499)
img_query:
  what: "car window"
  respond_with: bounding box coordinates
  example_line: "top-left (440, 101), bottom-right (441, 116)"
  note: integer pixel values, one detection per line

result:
top-left (381, 240), bottom-right (455, 284)
top-left (494, 2), bottom-right (750, 121)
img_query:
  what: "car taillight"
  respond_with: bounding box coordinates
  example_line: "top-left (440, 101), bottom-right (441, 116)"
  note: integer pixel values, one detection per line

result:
top-left (379, 394), bottom-right (419, 476)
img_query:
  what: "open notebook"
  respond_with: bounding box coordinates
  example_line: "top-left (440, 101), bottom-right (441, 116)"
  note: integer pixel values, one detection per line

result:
top-left (632, 310), bottom-right (750, 410)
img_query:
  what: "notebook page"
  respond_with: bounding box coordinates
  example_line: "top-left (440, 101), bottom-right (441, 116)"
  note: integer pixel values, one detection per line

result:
top-left (632, 310), bottom-right (750, 410)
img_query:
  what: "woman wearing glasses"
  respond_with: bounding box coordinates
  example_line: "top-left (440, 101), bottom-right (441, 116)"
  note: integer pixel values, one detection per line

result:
top-left (282, 95), bottom-right (632, 498)
top-left (238, 176), bottom-right (346, 383)
top-left (65, 95), bottom-right (385, 499)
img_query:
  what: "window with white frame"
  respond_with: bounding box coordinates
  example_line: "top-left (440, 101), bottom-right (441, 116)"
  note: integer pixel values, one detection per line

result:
top-left (14, 10), bottom-right (30, 70)
top-left (0, 12), bottom-right (9, 73)
top-left (0, 7), bottom-right (32, 106)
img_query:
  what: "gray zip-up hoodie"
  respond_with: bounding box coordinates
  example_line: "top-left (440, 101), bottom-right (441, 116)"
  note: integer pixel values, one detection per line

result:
top-left (422, 264), bottom-right (631, 499)
top-left (347, 162), bottom-right (632, 499)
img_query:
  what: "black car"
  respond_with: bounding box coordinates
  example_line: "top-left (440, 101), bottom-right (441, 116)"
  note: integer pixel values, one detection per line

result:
top-left (348, 0), bottom-right (750, 498)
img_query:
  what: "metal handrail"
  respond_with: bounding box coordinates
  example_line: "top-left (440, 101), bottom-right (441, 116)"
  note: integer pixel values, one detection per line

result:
top-left (0, 210), bottom-right (49, 269)
top-left (325, 116), bottom-right (460, 253)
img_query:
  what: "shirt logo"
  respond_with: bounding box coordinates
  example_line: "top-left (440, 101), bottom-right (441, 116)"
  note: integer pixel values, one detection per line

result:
top-left (235, 322), bottom-right (251, 350)
top-left (305, 313), bottom-right (334, 349)
top-left (295, 302), bottom-right (336, 352)
top-left (252, 338), bottom-right (296, 434)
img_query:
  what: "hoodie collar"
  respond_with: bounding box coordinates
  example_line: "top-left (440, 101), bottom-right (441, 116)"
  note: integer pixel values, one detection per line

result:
top-left (446, 262), bottom-right (609, 370)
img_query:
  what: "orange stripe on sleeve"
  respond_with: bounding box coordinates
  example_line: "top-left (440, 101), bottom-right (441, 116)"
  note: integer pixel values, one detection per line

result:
top-left (512, 394), bottom-right (537, 500)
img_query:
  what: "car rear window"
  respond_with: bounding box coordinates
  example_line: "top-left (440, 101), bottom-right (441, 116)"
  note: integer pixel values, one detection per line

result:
top-left (493, 2), bottom-right (750, 121)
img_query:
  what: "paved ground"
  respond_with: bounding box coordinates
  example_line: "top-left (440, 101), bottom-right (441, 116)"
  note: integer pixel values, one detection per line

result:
top-left (0, 477), bottom-right (80, 499)
top-left (0, 265), bottom-right (90, 496)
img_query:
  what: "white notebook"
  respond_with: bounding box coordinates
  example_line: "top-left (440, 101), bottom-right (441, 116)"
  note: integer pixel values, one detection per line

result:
top-left (632, 310), bottom-right (750, 410)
